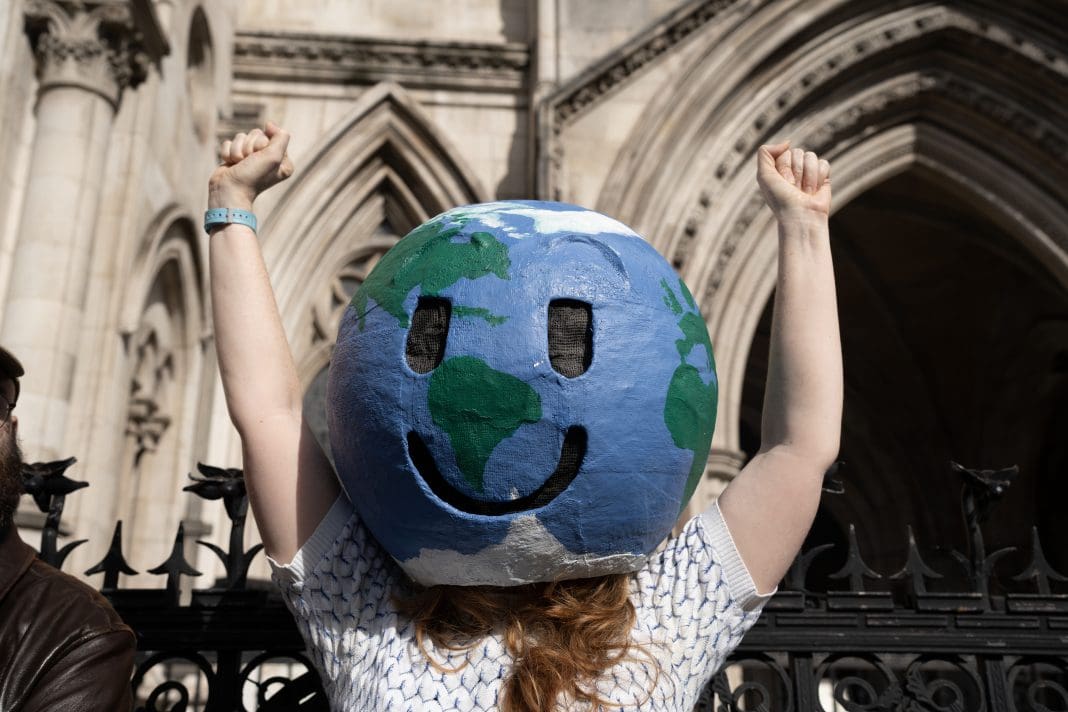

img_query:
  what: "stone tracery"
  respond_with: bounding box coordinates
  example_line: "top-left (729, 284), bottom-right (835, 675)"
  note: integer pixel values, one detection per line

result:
top-left (112, 214), bottom-right (206, 578)
top-left (125, 323), bottom-right (174, 466)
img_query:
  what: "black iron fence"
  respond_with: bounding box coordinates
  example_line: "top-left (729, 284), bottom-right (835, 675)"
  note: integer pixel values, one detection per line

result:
top-left (19, 460), bottom-right (1068, 711)
top-left (22, 460), bottom-right (324, 711)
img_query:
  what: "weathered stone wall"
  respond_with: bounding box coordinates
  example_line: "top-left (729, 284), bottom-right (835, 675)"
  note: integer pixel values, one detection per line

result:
top-left (0, 0), bottom-right (242, 581)
top-left (0, 1), bottom-right (39, 333)
top-left (238, 0), bottom-right (529, 43)
top-left (556, 0), bottom-right (686, 81)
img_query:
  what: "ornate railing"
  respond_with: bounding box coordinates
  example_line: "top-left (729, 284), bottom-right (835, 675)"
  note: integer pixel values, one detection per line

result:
top-left (19, 460), bottom-right (1067, 711)
top-left (22, 460), bottom-right (325, 712)
top-left (702, 464), bottom-right (1068, 712)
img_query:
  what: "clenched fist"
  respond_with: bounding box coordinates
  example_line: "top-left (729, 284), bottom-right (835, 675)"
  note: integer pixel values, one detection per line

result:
top-left (756, 141), bottom-right (831, 220)
top-left (208, 122), bottom-right (294, 210)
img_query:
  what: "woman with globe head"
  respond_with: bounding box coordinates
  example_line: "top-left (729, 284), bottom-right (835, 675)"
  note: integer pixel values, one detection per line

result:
top-left (206, 123), bottom-right (840, 711)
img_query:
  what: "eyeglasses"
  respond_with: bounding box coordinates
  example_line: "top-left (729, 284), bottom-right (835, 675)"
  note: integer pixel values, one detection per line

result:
top-left (0, 394), bottom-right (14, 424)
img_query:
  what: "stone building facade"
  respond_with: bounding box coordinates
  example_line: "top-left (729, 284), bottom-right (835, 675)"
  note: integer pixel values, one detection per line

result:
top-left (1, 0), bottom-right (1065, 586)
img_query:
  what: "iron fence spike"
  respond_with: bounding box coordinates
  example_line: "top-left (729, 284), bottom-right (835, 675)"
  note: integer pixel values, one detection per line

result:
top-left (1011, 527), bottom-right (1068, 595)
top-left (51, 538), bottom-right (87, 570)
top-left (148, 522), bottom-right (201, 602)
top-left (85, 520), bottom-right (138, 590)
top-left (828, 523), bottom-right (881, 591)
top-left (890, 525), bottom-right (943, 596)
top-left (787, 542), bottom-right (834, 592)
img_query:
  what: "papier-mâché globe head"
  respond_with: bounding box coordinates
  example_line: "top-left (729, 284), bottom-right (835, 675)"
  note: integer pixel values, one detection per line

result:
top-left (328, 201), bottom-right (717, 587)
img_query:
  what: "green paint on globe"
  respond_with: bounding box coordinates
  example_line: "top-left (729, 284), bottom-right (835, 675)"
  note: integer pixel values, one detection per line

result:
top-left (428, 356), bottom-right (542, 492)
top-left (664, 364), bottom-right (717, 506)
top-left (676, 312), bottom-right (714, 372)
top-left (353, 214), bottom-right (511, 329)
top-left (661, 280), bottom-right (684, 316)
top-left (660, 278), bottom-right (717, 507)
top-left (453, 305), bottom-right (509, 325)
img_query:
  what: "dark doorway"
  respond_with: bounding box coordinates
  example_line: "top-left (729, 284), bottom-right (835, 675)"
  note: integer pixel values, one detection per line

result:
top-left (739, 167), bottom-right (1068, 587)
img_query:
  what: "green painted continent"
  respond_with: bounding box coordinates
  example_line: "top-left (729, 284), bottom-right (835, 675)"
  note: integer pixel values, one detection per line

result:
top-left (664, 364), bottom-right (717, 508)
top-left (353, 215), bottom-right (510, 329)
top-left (676, 311), bottom-right (714, 371)
top-left (428, 356), bottom-right (542, 492)
top-left (660, 277), bottom-right (717, 508)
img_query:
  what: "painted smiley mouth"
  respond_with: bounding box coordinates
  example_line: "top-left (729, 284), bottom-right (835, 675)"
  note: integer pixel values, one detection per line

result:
top-left (407, 426), bottom-right (587, 516)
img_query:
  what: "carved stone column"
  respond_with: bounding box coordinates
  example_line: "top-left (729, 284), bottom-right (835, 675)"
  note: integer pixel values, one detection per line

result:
top-left (2, 0), bottom-right (165, 458)
top-left (531, 0), bottom-right (557, 194)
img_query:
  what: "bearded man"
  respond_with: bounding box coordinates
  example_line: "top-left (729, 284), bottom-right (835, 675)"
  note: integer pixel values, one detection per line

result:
top-left (0, 346), bottom-right (136, 711)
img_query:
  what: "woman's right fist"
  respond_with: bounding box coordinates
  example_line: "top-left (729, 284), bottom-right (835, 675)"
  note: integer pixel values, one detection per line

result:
top-left (208, 122), bottom-right (293, 210)
top-left (755, 140), bottom-right (831, 220)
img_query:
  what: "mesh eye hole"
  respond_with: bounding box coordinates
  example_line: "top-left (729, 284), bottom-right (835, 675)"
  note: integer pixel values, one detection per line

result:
top-left (406, 297), bottom-right (451, 373)
top-left (548, 299), bottom-right (593, 378)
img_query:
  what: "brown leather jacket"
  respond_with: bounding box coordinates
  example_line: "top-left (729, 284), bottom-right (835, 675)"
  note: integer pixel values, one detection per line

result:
top-left (0, 525), bottom-right (135, 711)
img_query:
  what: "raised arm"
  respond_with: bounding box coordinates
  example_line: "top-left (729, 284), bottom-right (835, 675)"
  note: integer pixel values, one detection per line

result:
top-left (717, 142), bottom-right (843, 594)
top-left (208, 123), bottom-right (340, 563)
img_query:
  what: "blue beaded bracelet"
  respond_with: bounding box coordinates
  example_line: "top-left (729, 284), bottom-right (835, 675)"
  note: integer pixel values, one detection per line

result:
top-left (204, 208), bottom-right (257, 235)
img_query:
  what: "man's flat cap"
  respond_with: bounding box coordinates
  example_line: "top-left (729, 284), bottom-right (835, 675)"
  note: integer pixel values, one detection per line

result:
top-left (0, 346), bottom-right (24, 380)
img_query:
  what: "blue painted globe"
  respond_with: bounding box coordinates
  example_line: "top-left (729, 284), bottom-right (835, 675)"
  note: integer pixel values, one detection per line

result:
top-left (328, 201), bottom-right (717, 586)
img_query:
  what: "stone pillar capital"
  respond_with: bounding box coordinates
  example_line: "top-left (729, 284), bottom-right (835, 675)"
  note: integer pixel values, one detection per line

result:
top-left (23, 0), bottom-right (168, 109)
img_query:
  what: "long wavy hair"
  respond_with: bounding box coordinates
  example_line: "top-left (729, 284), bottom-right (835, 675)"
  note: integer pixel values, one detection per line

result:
top-left (395, 573), bottom-right (656, 711)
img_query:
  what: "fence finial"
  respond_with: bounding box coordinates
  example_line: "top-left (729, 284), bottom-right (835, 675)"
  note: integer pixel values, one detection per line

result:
top-left (85, 520), bottom-right (138, 591)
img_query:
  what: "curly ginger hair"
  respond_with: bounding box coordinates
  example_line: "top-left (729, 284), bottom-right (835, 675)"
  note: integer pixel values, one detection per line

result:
top-left (395, 573), bottom-right (658, 711)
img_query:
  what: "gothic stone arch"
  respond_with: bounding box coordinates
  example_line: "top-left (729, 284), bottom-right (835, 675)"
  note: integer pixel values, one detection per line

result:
top-left (567, 1), bottom-right (1068, 516)
top-left (260, 81), bottom-right (487, 367)
top-left (250, 82), bottom-right (488, 451)
top-left (115, 211), bottom-right (208, 577)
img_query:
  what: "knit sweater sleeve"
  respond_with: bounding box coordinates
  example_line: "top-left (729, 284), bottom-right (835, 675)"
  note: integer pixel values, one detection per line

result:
top-left (267, 495), bottom-right (397, 686)
top-left (267, 495), bottom-right (357, 587)
top-left (633, 501), bottom-right (773, 701)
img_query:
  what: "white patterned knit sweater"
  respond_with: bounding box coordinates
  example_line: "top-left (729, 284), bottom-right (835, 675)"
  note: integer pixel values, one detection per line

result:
top-left (269, 497), bottom-right (769, 711)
